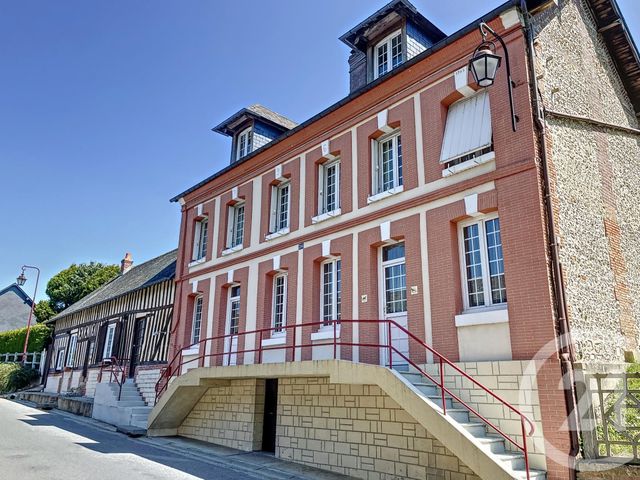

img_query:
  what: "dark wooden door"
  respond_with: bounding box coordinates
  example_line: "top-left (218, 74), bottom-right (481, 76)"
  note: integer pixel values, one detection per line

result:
top-left (129, 318), bottom-right (146, 378)
top-left (262, 379), bottom-right (278, 452)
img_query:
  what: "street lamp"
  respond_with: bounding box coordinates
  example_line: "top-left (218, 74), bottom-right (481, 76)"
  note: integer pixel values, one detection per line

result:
top-left (469, 22), bottom-right (518, 132)
top-left (16, 265), bottom-right (40, 365)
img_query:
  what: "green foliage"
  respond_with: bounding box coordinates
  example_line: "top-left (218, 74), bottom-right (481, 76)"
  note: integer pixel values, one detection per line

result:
top-left (34, 300), bottom-right (56, 323)
top-left (0, 363), bottom-right (39, 393)
top-left (0, 324), bottom-right (51, 355)
top-left (46, 262), bottom-right (119, 312)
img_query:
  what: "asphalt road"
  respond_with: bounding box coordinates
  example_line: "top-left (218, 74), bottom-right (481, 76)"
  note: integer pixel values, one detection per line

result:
top-left (0, 399), bottom-right (300, 480)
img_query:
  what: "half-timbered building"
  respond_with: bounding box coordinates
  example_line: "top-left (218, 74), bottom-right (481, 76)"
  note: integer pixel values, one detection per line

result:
top-left (45, 250), bottom-right (176, 405)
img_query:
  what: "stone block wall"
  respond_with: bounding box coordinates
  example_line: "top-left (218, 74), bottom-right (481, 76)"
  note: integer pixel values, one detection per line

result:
top-left (135, 367), bottom-right (163, 406)
top-left (178, 378), bottom-right (264, 451)
top-left (276, 377), bottom-right (481, 480)
top-left (421, 360), bottom-right (546, 470)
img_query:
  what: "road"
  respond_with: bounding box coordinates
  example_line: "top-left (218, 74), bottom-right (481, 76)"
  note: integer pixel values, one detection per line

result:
top-left (0, 399), bottom-right (343, 480)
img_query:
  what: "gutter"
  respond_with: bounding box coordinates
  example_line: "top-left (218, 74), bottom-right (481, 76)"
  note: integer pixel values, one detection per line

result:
top-left (520, 1), bottom-right (580, 474)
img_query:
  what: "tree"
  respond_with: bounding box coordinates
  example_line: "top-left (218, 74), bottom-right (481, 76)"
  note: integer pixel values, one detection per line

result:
top-left (34, 300), bottom-right (56, 323)
top-left (45, 263), bottom-right (120, 313)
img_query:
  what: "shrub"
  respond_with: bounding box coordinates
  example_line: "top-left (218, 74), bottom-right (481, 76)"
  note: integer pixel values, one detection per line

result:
top-left (0, 363), bottom-right (39, 393)
top-left (0, 324), bottom-right (51, 355)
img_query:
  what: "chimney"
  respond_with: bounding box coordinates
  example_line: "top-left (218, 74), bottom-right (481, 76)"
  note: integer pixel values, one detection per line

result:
top-left (120, 252), bottom-right (133, 274)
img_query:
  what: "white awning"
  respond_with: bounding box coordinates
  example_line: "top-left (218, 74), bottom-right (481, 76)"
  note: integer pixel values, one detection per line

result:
top-left (439, 90), bottom-right (492, 163)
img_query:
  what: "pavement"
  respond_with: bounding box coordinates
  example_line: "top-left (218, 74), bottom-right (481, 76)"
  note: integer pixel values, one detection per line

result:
top-left (0, 398), bottom-right (350, 480)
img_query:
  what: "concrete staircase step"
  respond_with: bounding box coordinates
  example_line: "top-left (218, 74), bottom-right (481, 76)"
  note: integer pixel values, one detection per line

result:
top-left (516, 469), bottom-right (546, 480)
top-left (458, 422), bottom-right (487, 437)
top-left (493, 452), bottom-right (525, 470)
top-left (116, 400), bottom-right (146, 407)
top-left (426, 395), bottom-right (454, 409)
top-left (129, 406), bottom-right (153, 414)
top-left (442, 408), bottom-right (469, 423)
top-left (412, 383), bottom-right (438, 396)
top-left (475, 436), bottom-right (506, 454)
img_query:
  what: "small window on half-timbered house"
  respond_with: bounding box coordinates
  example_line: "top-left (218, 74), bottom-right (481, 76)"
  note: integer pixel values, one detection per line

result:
top-left (55, 348), bottom-right (65, 371)
top-left (66, 333), bottom-right (78, 368)
top-left (102, 324), bottom-right (116, 360)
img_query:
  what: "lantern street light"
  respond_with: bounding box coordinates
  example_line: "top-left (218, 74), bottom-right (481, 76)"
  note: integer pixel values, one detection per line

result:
top-left (16, 265), bottom-right (40, 365)
top-left (469, 22), bottom-right (518, 132)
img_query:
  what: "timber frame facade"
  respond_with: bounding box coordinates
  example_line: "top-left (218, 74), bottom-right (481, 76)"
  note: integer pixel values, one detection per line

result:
top-left (45, 250), bottom-right (176, 404)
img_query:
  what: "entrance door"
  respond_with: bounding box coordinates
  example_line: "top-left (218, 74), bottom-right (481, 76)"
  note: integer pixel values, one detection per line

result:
top-left (223, 286), bottom-right (241, 366)
top-left (379, 243), bottom-right (409, 369)
top-left (82, 340), bottom-right (94, 378)
top-left (262, 379), bottom-right (278, 452)
top-left (129, 317), bottom-right (146, 378)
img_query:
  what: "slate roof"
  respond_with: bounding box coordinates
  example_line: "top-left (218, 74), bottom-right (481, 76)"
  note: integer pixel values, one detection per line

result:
top-left (212, 104), bottom-right (298, 136)
top-left (47, 249), bottom-right (177, 323)
top-left (0, 284), bottom-right (34, 332)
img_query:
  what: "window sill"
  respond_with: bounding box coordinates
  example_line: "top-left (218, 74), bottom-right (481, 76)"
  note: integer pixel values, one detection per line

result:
top-left (261, 335), bottom-right (286, 347)
top-left (441, 151), bottom-right (495, 178)
top-left (455, 306), bottom-right (508, 327)
top-left (188, 258), bottom-right (206, 268)
top-left (367, 186), bottom-right (404, 204)
top-left (265, 227), bottom-right (290, 241)
top-left (221, 245), bottom-right (243, 256)
top-left (311, 326), bottom-right (341, 341)
top-left (182, 346), bottom-right (200, 356)
top-left (312, 209), bottom-right (342, 224)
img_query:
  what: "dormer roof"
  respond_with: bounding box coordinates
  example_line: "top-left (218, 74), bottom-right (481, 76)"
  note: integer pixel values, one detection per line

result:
top-left (339, 0), bottom-right (446, 52)
top-left (212, 104), bottom-right (297, 137)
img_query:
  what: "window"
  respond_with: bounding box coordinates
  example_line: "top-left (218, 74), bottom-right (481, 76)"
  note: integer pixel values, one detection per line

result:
top-left (460, 216), bottom-right (507, 309)
top-left (102, 324), bottom-right (117, 360)
top-left (440, 90), bottom-right (493, 170)
top-left (319, 160), bottom-right (340, 215)
top-left (373, 132), bottom-right (403, 195)
top-left (270, 182), bottom-right (290, 233)
top-left (227, 203), bottom-right (245, 248)
top-left (55, 348), bottom-right (65, 371)
top-left (272, 274), bottom-right (287, 334)
top-left (66, 333), bottom-right (78, 368)
top-left (193, 218), bottom-right (208, 261)
top-left (227, 286), bottom-right (241, 335)
top-left (236, 127), bottom-right (253, 161)
top-left (374, 30), bottom-right (403, 79)
top-left (382, 243), bottom-right (407, 314)
top-left (321, 259), bottom-right (341, 326)
top-left (191, 296), bottom-right (203, 344)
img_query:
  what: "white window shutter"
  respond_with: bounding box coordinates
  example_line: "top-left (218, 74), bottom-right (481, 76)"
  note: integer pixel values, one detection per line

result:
top-left (440, 90), bottom-right (492, 163)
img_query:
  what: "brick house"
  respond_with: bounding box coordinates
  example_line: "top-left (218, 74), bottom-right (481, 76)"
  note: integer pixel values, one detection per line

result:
top-left (149, 1), bottom-right (640, 479)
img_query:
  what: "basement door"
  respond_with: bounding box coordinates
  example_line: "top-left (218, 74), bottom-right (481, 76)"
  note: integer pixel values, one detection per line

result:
top-left (379, 243), bottom-right (409, 369)
top-left (223, 286), bottom-right (240, 366)
top-left (262, 379), bottom-right (278, 453)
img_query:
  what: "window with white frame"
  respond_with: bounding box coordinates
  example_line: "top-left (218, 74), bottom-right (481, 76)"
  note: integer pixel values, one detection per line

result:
top-left (272, 274), bottom-right (287, 334)
top-left (236, 127), bottom-right (253, 161)
top-left (270, 182), bottom-right (290, 233)
top-left (102, 324), bottom-right (117, 360)
top-left (66, 333), bottom-right (78, 368)
top-left (374, 30), bottom-right (403, 79)
top-left (227, 202), bottom-right (245, 248)
top-left (440, 90), bottom-right (493, 170)
top-left (373, 132), bottom-right (403, 195)
top-left (321, 258), bottom-right (341, 326)
top-left (191, 296), bottom-right (203, 344)
top-left (460, 216), bottom-right (507, 309)
top-left (193, 217), bottom-right (208, 261)
top-left (319, 159), bottom-right (340, 215)
top-left (382, 243), bottom-right (407, 314)
top-left (55, 348), bottom-right (65, 371)
top-left (228, 286), bottom-right (241, 335)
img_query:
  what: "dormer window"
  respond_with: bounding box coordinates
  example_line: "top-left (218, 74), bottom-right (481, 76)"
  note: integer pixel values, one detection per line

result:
top-left (374, 30), bottom-right (403, 79)
top-left (236, 127), bottom-right (253, 161)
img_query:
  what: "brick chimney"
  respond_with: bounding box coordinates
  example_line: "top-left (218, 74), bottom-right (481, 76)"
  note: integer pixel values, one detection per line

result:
top-left (120, 252), bottom-right (133, 274)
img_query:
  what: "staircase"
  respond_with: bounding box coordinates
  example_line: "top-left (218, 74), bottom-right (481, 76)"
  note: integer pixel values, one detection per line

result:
top-left (400, 371), bottom-right (546, 480)
top-left (93, 379), bottom-right (153, 430)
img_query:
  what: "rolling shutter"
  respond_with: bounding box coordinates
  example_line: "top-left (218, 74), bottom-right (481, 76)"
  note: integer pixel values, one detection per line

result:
top-left (439, 90), bottom-right (492, 164)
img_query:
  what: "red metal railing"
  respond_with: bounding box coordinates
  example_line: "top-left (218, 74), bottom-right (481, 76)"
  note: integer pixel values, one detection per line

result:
top-left (98, 356), bottom-right (129, 401)
top-left (156, 319), bottom-right (535, 479)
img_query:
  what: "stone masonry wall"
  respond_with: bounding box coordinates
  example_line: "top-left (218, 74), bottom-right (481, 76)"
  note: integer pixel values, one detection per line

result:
top-left (178, 378), bottom-right (264, 451)
top-left (532, 0), bottom-right (640, 362)
top-left (134, 367), bottom-right (163, 406)
top-left (276, 377), bottom-right (481, 480)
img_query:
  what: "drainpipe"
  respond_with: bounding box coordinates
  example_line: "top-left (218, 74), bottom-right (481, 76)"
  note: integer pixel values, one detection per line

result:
top-left (519, 0), bottom-right (581, 474)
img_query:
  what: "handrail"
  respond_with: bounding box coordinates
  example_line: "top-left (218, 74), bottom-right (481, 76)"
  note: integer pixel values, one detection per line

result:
top-left (98, 356), bottom-right (129, 401)
top-left (155, 319), bottom-right (534, 479)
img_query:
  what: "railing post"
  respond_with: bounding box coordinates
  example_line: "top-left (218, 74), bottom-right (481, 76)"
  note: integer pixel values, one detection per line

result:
top-left (440, 357), bottom-right (446, 415)
top-left (333, 321), bottom-right (337, 360)
top-left (521, 416), bottom-right (530, 480)
top-left (291, 324), bottom-right (296, 362)
top-left (387, 321), bottom-right (393, 369)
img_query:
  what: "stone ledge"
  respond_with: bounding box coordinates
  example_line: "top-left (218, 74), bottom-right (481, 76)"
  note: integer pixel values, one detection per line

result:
top-left (577, 459), bottom-right (640, 479)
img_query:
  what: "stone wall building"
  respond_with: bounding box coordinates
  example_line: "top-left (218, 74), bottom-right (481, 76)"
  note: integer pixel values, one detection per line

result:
top-left (149, 1), bottom-right (640, 479)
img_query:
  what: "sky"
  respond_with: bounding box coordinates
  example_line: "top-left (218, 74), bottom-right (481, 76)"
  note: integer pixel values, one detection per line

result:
top-left (0, 0), bottom-right (638, 301)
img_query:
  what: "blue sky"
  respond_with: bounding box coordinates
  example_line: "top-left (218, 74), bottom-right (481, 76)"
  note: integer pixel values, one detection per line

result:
top-left (1, 0), bottom-right (638, 300)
